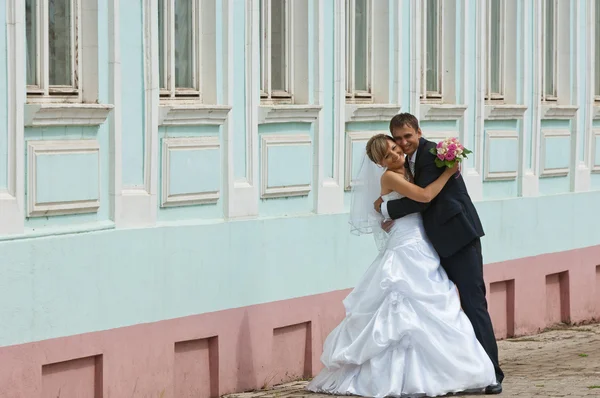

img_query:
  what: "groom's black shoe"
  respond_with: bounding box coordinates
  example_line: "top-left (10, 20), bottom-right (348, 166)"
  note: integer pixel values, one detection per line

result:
top-left (485, 383), bottom-right (502, 394)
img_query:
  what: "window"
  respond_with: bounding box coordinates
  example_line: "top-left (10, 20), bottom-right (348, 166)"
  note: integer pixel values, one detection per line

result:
top-left (158, 0), bottom-right (201, 100)
top-left (595, 0), bottom-right (600, 101)
top-left (26, 0), bottom-right (81, 99)
top-left (260, 0), bottom-right (292, 103)
top-left (421, 0), bottom-right (442, 100)
top-left (486, 0), bottom-right (504, 101)
top-left (345, 0), bottom-right (372, 102)
top-left (541, 0), bottom-right (557, 101)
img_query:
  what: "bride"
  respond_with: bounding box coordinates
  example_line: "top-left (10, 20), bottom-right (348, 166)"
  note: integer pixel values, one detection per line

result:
top-left (306, 134), bottom-right (496, 397)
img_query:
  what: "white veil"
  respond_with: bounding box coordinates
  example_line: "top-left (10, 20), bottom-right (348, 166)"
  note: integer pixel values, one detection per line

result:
top-left (349, 152), bottom-right (389, 251)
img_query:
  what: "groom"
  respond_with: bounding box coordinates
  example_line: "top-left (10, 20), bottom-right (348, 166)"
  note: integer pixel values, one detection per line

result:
top-left (374, 113), bottom-right (504, 395)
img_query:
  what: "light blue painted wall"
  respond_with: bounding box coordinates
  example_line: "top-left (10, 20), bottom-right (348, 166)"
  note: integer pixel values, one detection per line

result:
top-left (120, 0), bottom-right (146, 187)
top-left (322, 0), bottom-right (335, 179)
top-left (159, 125), bottom-right (224, 221)
top-left (23, 126), bottom-right (111, 230)
top-left (232, 0), bottom-right (247, 180)
top-left (258, 123), bottom-right (314, 217)
top-left (1, 189), bottom-right (600, 348)
top-left (36, 153), bottom-right (99, 203)
top-left (3, 0), bottom-right (600, 350)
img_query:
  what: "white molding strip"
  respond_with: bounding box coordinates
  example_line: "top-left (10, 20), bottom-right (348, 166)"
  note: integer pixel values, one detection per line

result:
top-left (118, 0), bottom-right (159, 228)
top-left (108, 0), bottom-right (123, 225)
top-left (484, 130), bottom-right (519, 181)
top-left (261, 134), bottom-right (312, 198)
top-left (225, 0), bottom-right (260, 218)
top-left (540, 129), bottom-right (571, 178)
top-left (540, 105), bottom-right (579, 120)
top-left (592, 129), bottom-right (600, 174)
top-left (24, 103), bottom-right (114, 126)
top-left (258, 105), bottom-right (322, 124)
top-left (0, 0), bottom-right (25, 235)
top-left (27, 140), bottom-right (101, 217)
top-left (161, 136), bottom-right (221, 207)
top-left (422, 130), bottom-right (456, 143)
top-left (484, 105), bottom-right (528, 120)
top-left (159, 105), bottom-right (232, 126)
top-left (345, 104), bottom-right (401, 122)
top-left (332, 0), bottom-right (346, 190)
top-left (344, 131), bottom-right (379, 191)
top-left (420, 104), bottom-right (468, 121)
top-left (313, 0), bottom-right (344, 214)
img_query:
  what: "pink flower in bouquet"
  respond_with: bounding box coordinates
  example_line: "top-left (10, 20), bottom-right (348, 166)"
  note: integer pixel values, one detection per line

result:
top-left (429, 137), bottom-right (472, 178)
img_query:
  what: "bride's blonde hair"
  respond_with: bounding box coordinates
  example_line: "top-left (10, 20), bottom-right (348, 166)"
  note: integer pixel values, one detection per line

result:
top-left (366, 134), bottom-right (395, 165)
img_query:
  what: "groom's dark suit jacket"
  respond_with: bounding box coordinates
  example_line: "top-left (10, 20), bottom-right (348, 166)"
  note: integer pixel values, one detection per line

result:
top-left (387, 137), bottom-right (484, 258)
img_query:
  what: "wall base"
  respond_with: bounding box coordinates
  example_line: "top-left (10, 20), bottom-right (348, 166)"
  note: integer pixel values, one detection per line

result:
top-left (1, 245), bottom-right (599, 398)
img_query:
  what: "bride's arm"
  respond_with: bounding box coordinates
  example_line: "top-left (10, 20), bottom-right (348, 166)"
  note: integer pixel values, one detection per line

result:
top-left (381, 164), bottom-right (458, 203)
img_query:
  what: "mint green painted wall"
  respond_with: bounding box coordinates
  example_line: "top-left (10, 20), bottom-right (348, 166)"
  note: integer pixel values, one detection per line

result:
top-left (1, 190), bottom-right (600, 348)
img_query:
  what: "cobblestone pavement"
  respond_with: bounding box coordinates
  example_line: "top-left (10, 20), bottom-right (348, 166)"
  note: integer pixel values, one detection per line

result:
top-left (224, 323), bottom-right (600, 398)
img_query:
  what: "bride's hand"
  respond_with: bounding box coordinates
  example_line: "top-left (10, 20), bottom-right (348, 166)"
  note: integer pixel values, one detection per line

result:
top-left (381, 219), bottom-right (394, 233)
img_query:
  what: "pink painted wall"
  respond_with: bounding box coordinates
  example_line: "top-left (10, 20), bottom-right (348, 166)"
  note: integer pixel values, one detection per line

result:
top-left (0, 245), bottom-right (598, 398)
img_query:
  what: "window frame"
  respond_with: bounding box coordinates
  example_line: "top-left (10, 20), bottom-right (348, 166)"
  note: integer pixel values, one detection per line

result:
top-left (420, 0), bottom-right (443, 101)
top-left (26, 0), bottom-right (82, 102)
top-left (260, 0), bottom-right (293, 104)
top-left (485, 0), bottom-right (505, 102)
top-left (541, 0), bottom-right (558, 102)
top-left (345, 0), bottom-right (373, 103)
top-left (158, 0), bottom-right (202, 101)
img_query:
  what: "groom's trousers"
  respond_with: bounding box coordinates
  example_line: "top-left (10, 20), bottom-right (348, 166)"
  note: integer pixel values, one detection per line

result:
top-left (440, 238), bottom-right (504, 384)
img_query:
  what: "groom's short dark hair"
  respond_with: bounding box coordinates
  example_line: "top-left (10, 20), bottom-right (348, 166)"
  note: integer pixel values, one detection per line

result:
top-left (389, 113), bottom-right (420, 133)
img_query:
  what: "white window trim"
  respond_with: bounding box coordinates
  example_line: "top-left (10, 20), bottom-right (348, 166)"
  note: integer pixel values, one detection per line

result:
top-left (27, 0), bottom-right (99, 105)
top-left (484, 0), bottom-right (526, 120)
top-left (260, 0), bottom-right (294, 104)
top-left (416, 0), bottom-right (458, 109)
top-left (420, 0), bottom-right (443, 101)
top-left (343, 0), bottom-right (400, 122)
top-left (485, 0), bottom-right (505, 102)
top-left (157, 1), bottom-right (222, 126)
top-left (27, 0), bottom-right (81, 101)
top-left (158, 0), bottom-right (202, 101)
top-left (24, 0), bottom-right (109, 126)
top-left (537, 0), bottom-right (574, 113)
top-left (345, 0), bottom-right (372, 103)
top-left (541, 0), bottom-right (558, 103)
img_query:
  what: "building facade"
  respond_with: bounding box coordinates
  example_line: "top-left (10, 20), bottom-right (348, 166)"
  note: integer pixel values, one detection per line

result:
top-left (0, 0), bottom-right (599, 396)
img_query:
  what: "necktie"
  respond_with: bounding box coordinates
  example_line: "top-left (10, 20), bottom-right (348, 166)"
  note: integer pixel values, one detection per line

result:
top-left (409, 159), bottom-right (415, 176)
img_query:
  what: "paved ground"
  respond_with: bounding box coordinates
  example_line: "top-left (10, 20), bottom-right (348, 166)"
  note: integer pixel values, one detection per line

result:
top-left (224, 323), bottom-right (600, 398)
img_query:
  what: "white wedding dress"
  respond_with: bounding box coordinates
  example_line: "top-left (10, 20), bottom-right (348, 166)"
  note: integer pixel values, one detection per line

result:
top-left (307, 192), bottom-right (496, 397)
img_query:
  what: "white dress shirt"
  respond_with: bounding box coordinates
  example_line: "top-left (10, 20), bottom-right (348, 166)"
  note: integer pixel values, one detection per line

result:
top-left (381, 149), bottom-right (417, 220)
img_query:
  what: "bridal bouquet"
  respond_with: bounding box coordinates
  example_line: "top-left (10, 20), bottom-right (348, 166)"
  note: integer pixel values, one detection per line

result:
top-left (429, 137), bottom-right (472, 168)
